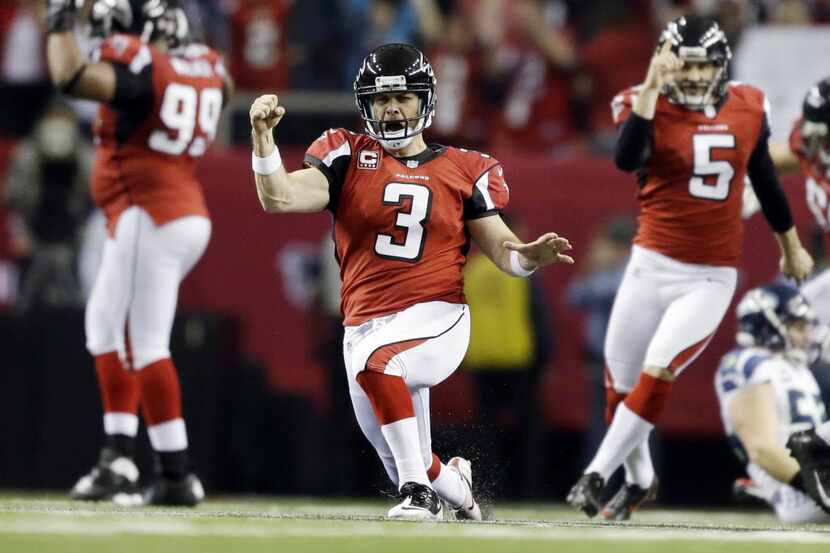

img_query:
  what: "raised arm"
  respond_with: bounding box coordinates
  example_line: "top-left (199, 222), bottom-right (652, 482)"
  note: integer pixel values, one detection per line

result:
top-left (466, 214), bottom-right (573, 277)
top-left (249, 95), bottom-right (330, 213)
top-left (615, 41), bottom-right (682, 172)
top-left (46, 0), bottom-right (117, 101)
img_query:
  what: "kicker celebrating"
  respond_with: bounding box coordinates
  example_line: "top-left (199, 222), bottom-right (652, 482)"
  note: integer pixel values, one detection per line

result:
top-left (249, 43), bottom-right (572, 520)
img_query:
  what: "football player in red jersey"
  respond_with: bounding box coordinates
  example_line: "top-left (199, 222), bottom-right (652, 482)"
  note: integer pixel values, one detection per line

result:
top-left (567, 16), bottom-right (814, 520)
top-left (46, 0), bottom-right (232, 506)
top-left (789, 79), bottom-right (830, 323)
top-left (249, 43), bottom-right (573, 520)
top-left (782, 79), bottom-right (830, 516)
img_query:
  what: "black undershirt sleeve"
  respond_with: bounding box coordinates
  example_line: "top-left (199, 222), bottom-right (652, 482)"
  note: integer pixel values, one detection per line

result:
top-left (747, 116), bottom-right (793, 233)
top-left (111, 63), bottom-right (154, 110)
top-left (614, 113), bottom-right (653, 172)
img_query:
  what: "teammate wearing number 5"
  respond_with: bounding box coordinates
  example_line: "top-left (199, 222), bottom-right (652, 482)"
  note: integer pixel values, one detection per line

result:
top-left (250, 43), bottom-right (573, 520)
top-left (568, 16), bottom-right (813, 520)
top-left (46, 0), bottom-right (233, 506)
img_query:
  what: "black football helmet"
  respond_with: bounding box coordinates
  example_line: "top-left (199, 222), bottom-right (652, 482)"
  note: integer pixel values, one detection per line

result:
top-left (658, 15), bottom-right (732, 110)
top-left (354, 43), bottom-right (437, 149)
top-left (801, 78), bottom-right (830, 178)
top-left (138, 0), bottom-right (189, 47)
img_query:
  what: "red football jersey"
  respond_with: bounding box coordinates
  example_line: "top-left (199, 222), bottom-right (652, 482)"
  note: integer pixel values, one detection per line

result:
top-left (304, 129), bottom-right (509, 325)
top-left (791, 118), bottom-right (830, 256)
top-left (611, 82), bottom-right (769, 267)
top-left (91, 35), bottom-right (227, 233)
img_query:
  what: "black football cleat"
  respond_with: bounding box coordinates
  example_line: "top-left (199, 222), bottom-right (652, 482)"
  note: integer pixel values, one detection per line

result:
top-left (566, 472), bottom-right (604, 518)
top-left (140, 473), bottom-right (205, 507)
top-left (601, 478), bottom-right (658, 521)
top-left (787, 429), bottom-right (830, 470)
top-left (70, 447), bottom-right (140, 501)
top-left (387, 482), bottom-right (442, 520)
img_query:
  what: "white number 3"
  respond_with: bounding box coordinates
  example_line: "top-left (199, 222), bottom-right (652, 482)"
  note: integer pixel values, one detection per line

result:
top-left (374, 183), bottom-right (432, 262)
top-left (149, 84), bottom-right (223, 157)
top-left (689, 133), bottom-right (736, 201)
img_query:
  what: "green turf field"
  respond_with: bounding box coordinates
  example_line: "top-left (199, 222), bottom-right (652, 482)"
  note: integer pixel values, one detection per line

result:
top-left (2, 494), bottom-right (829, 553)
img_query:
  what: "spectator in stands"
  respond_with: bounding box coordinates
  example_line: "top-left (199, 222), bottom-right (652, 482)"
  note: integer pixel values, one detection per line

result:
top-left (0, 0), bottom-right (52, 137)
top-left (420, 0), bottom-right (488, 148)
top-left (567, 0), bottom-right (654, 146)
top-left (181, 0), bottom-right (230, 52)
top-left (565, 216), bottom-right (635, 465)
top-left (478, 0), bottom-right (586, 154)
top-left (338, 0), bottom-right (436, 89)
top-left (4, 100), bottom-right (92, 315)
top-left (462, 212), bottom-right (553, 497)
top-left (228, 0), bottom-right (292, 92)
top-left (287, 1), bottom-right (344, 90)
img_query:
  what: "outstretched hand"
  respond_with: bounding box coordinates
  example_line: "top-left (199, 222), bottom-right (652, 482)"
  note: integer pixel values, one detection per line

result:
top-left (504, 232), bottom-right (574, 269)
top-left (780, 247), bottom-right (813, 285)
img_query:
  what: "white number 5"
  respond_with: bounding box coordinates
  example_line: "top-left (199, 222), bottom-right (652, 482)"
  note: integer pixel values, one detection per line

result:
top-left (689, 133), bottom-right (735, 201)
top-left (149, 84), bottom-right (223, 157)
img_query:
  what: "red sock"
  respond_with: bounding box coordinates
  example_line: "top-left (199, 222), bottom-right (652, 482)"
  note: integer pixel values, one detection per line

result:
top-left (427, 453), bottom-right (442, 482)
top-left (95, 351), bottom-right (139, 414)
top-left (605, 388), bottom-right (628, 425)
top-left (623, 373), bottom-right (673, 424)
top-left (136, 358), bottom-right (183, 426)
top-left (356, 371), bottom-right (414, 425)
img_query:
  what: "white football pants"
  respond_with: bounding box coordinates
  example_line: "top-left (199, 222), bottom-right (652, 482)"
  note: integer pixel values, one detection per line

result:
top-left (343, 301), bottom-right (470, 486)
top-left (604, 245), bottom-right (737, 392)
top-left (85, 206), bottom-right (211, 370)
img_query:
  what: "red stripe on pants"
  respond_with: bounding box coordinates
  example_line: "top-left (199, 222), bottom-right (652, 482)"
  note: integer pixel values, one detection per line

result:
top-left (366, 338), bottom-right (428, 373)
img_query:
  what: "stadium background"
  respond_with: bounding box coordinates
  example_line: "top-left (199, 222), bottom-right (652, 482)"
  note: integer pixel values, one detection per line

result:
top-left (1, 0), bottom-right (830, 510)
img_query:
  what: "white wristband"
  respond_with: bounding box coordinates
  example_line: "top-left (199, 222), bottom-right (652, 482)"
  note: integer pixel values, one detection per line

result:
top-left (510, 250), bottom-right (537, 277)
top-left (252, 147), bottom-right (282, 175)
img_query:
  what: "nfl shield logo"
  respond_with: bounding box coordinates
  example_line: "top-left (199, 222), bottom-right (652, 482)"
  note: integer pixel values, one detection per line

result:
top-left (358, 150), bottom-right (380, 170)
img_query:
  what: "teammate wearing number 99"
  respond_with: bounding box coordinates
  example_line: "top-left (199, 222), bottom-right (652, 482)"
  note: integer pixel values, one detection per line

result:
top-left (567, 15), bottom-right (814, 520)
top-left (46, 0), bottom-right (232, 506)
top-left (250, 43), bottom-right (573, 520)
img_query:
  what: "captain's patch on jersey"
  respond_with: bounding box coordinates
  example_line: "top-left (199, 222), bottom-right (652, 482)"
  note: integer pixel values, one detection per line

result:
top-left (358, 150), bottom-right (380, 170)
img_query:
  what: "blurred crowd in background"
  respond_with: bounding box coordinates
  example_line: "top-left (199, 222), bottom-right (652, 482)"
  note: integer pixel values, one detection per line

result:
top-left (3, 0), bottom-right (830, 148)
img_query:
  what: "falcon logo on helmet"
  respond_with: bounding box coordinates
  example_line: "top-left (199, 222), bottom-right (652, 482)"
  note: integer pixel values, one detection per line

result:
top-left (658, 15), bottom-right (732, 111)
top-left (801, 77), bottom-right (830, 178)
top-left (353, 43), bottom-right (437, 150)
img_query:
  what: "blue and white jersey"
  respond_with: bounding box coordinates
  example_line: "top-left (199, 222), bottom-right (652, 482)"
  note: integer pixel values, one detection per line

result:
top-left (715, 346), bottom-right (829, 521)
top-left (715, 347), bottom-right (826, 461)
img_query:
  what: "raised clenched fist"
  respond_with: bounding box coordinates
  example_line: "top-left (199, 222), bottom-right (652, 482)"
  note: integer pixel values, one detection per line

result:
top-left (250, 94), bottom-right (286, 134)
top-left (643, 40), bottom-right (684, 92)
